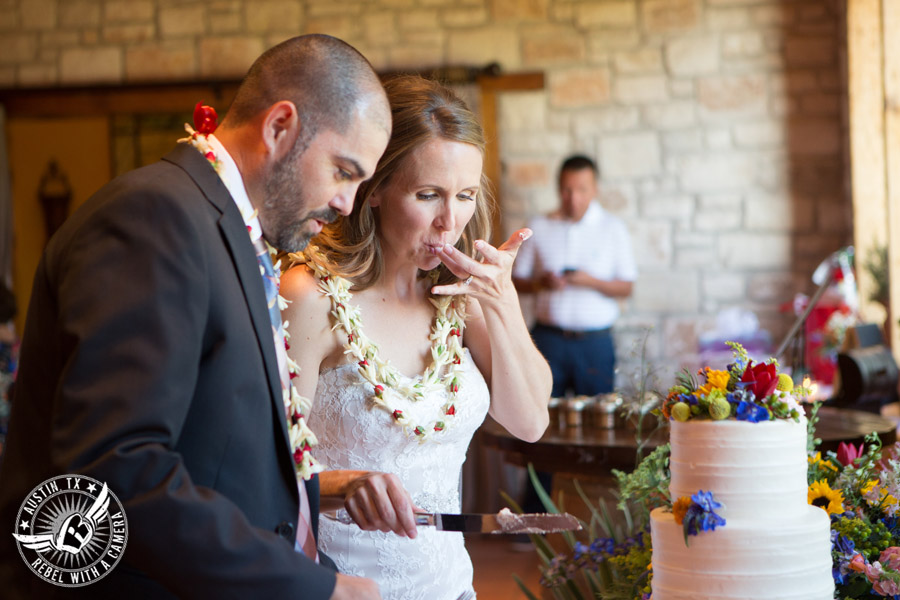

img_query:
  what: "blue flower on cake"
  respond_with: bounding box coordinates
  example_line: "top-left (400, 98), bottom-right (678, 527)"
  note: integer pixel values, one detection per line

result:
top-left (735, 399), bottom-right (769, 423)
top-left (670, 490), bottom-right (726, 545)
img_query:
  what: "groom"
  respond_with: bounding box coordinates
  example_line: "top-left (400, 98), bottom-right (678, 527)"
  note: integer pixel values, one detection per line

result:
top-left (0, 35), bottom-right (395, 599)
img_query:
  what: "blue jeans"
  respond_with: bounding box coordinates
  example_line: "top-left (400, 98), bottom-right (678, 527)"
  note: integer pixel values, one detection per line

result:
top-left (531, 323), bottom-right (615, 397)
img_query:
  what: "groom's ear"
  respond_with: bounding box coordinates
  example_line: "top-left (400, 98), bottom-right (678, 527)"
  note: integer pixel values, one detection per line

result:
top-left (260, 101), bottom-right (300, 161)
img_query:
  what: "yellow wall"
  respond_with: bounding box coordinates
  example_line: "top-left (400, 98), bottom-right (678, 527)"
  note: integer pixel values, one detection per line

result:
top-left (7, 117), bottom-right (110, 334)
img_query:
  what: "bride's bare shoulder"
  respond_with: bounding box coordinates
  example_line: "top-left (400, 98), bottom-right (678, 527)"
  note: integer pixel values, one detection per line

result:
top-left (280, 264), bottom-right (333, 339)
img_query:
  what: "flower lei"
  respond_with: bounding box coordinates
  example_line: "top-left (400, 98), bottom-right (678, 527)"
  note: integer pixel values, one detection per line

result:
top-left (179, 102), bottom-right (322, 481)
top-left (302, 248), bottom-right (466, 440)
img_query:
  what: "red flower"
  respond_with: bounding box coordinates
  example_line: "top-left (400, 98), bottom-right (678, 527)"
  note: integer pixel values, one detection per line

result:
top-left (204, 151), bottom-right (216, 162)
top-left (414, 426), bottom-right (425, 436)
top-left (293, 447), bottom-right (303, 465)
top-left (837, 442), bottom-right (864, 466)
top-left (434, 422), bottom-right (444, 431)
top-left (740, 361), bottom-right (778, 399)
top-left (392, 409), bottom-right (403, 420)
top-left (374, 385), bottom-right (384, 397)
top-left (358, 360), bottom-right (368, 367)
top-left (193, 102), bottom-right (218, 134)
top-left (446, 405), bottom-right (456, 416)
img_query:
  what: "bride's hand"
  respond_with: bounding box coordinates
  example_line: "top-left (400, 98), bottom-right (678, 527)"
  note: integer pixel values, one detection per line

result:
top-left (431, 228), bottom-right (532, 301)
top-left (343, 471), bottom-right (420, 539)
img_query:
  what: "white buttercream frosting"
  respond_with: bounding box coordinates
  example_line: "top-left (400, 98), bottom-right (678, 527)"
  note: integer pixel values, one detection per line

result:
top-left (650, 418), bottom-right (834, 600)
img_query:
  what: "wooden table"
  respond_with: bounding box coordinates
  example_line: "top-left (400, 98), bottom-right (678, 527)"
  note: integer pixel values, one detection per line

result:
top-left (479, 406), bottom-right (898, 477)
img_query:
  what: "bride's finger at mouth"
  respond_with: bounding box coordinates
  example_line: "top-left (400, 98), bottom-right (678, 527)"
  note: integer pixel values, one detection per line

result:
top-left (436, 244), bottom-right (478, 278)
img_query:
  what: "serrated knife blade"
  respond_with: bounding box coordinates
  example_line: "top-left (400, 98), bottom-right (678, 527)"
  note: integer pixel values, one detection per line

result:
top-left (414, 511), bottom-right (581, 534)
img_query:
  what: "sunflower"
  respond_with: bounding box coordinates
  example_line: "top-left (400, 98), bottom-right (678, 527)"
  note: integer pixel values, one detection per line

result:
top-left (672, 496), bottom-right (692, 524)
top-left (808, 479), bottom-right (845, 515)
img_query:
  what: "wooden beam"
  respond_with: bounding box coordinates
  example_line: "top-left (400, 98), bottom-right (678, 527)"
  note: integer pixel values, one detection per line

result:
top-left (0, 82), bottom-right (240, 118)
top-left (884, 0), bottom-right (900, 354)
top-left (847, 0), bottom-right (889, 328)
top-left (477, 72), bottom-right (545, 245)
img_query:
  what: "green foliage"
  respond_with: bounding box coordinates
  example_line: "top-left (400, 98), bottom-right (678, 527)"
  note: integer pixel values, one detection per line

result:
top-left (612, 444), bottom-right (671, 527)
top-left (513, 448), bottom-right (669, 600)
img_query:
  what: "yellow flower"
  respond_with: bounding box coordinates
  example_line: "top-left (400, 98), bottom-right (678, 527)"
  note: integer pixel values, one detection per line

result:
top-left (808, 479), bottom-right (845, 515)
top-left (861, 479), bottom-right (899, 508)
top-left (706, 369), bottom-right (731, 391)
top-left (808, 452), bottom-right (839, 473)
top-left (672, 496), bottom-right (692, 525)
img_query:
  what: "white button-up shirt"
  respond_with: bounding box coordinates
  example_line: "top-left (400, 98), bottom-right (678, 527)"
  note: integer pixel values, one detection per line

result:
top-left (513, 202), bottom-right (637, 331)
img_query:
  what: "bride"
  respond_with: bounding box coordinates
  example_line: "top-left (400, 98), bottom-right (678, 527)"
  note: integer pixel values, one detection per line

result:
top-left (281, 75), bottom-right (551, 599)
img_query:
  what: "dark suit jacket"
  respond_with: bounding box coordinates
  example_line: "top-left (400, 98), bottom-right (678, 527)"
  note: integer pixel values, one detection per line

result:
top-left (0, 144), bottom-right (337, 598)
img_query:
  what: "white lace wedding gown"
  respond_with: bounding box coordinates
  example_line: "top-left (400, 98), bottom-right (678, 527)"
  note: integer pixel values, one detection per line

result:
top-left (309, 346), bottom-right (490, 600)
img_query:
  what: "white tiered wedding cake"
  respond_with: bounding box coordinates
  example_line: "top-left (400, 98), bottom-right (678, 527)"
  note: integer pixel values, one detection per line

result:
top-left (649, 417), bottom-right (834, 599)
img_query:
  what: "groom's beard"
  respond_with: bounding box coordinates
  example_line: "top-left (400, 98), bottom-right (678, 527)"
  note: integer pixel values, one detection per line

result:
top-left (261, 142), bottom-right (338, 253)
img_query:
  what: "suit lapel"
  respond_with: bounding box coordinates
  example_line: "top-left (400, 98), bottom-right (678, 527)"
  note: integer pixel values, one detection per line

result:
top-left (162, 145), bottom-right (293, 456)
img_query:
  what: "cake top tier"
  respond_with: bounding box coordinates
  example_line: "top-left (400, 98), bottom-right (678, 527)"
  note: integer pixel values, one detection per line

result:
top-left (660, 342), bottom-right (811, 424)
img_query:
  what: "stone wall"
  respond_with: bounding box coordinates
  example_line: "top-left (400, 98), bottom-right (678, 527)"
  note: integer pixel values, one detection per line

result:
top-left (0, 0), bottom-right (850, 384)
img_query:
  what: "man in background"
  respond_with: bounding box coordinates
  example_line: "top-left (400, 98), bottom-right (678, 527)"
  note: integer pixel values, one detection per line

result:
top-left (512, 155), bottom-right (637, 515)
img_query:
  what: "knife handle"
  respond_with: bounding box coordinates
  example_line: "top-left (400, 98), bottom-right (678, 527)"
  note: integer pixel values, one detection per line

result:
top-left (414, 513), bottom-right (436, 527)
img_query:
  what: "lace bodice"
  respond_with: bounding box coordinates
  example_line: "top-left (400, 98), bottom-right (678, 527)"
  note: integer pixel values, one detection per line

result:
top-left (309, 349), bottom-right (490, 600)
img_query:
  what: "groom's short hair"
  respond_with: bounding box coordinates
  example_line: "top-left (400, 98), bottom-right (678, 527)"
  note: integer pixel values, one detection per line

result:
top-left (224, 34), bottom-right (384, 140)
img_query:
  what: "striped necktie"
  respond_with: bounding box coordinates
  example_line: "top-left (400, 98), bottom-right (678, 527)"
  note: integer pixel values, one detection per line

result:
top-left (252, 238), bottom-right (318, 561)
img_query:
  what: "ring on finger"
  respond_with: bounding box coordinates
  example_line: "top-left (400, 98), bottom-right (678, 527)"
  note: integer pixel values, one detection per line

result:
top-left (463, 275), bottom-right (474, 285)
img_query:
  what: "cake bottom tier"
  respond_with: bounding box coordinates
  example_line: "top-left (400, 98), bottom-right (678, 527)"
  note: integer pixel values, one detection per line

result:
top-left (649, 506), bottom-right (834, 600)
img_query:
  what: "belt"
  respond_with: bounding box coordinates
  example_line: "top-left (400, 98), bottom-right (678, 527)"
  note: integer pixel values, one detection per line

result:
top-left (535, 323), bottom-right (612, 340)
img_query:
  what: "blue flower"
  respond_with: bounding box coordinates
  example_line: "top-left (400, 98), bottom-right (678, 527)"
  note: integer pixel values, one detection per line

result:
top-left (590, 537), bottom-right (615, 555)
top-left (736, 400), bottom-right (769, 423)
top-left (682, 490), bottom-right (726, 544)
top-left (573, 541), bottom-right (589, 561)
top-left (691, 490), bottom-right (723, 512)
top-left (830, 529), bottom-right (857, 585)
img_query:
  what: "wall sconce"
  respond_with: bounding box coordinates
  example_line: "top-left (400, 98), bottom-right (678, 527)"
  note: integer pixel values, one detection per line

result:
top-left (38, 159), bottom-right (71, 243)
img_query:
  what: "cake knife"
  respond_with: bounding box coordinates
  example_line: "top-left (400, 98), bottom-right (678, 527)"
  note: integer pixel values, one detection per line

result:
top-left (414, 510), bottom-right (581, 534)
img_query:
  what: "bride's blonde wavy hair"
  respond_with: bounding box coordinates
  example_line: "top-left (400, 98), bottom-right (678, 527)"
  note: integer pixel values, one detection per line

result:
top-left (305, 75), bottom-right (495, 292)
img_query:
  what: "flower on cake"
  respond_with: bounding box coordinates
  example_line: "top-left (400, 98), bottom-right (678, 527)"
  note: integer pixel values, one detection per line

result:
top-left (660, 342), bottom-right (807, 423)
top-left (671, 490), bottom-right (726, 546)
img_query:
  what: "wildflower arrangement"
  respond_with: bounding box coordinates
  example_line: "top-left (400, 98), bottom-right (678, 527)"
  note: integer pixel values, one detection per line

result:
top-left (807, 432), bottom-right (900, 599)
top-left (660, 342), bottom-right (809, 423)
top-left (512, 447), bottom-right (670, 600)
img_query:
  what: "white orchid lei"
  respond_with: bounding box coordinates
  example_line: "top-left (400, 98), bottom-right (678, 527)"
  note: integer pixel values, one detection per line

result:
top-left (180, 103), bottom-right (322, 481)
top-left (301, 248), bottom-right (467, 440)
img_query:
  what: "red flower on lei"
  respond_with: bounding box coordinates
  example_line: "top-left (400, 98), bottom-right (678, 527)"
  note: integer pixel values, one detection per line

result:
top-left (193, 102), bottom-right (218, 135)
